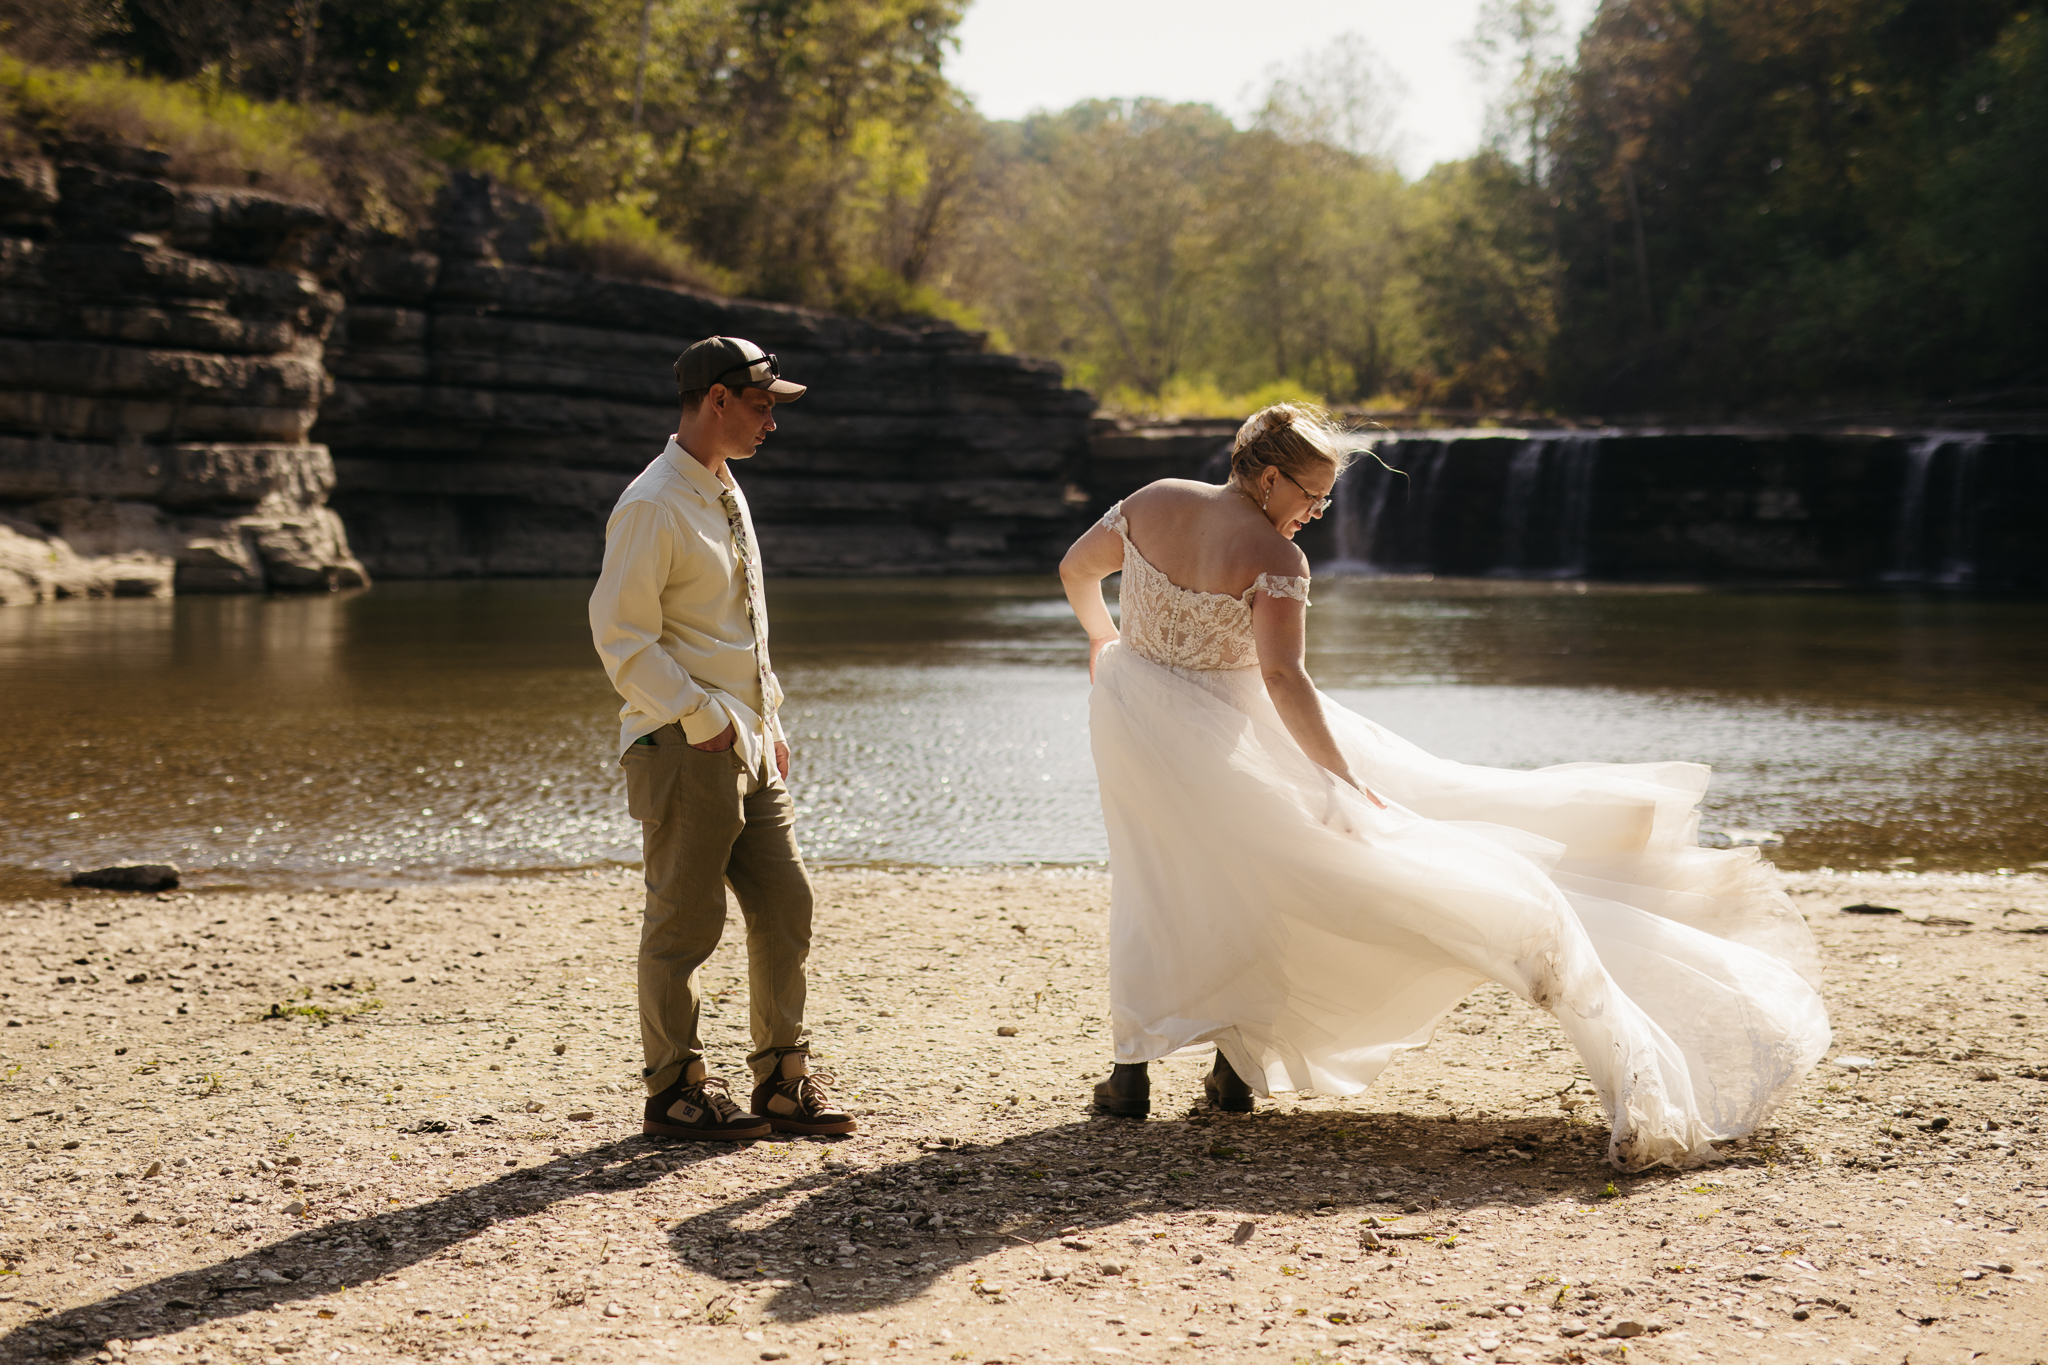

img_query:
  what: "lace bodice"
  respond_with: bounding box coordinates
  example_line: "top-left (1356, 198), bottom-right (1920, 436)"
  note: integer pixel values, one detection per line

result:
top-left (1100, 501), bottom-right (1310, 672)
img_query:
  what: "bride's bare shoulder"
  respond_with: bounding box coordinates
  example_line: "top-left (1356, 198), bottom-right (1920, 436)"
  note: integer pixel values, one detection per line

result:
top-left (1247, 537), bottom-right (1311, 582)
top-left (1125, 478), bottom-right (1217, 509)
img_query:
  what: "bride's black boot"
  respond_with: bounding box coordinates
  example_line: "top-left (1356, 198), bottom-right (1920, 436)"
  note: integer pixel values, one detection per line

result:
top-left (1092, 1062), bottom-right (1149, 1118)
top-left (1205, 1052), bottom-right (1254, 1113)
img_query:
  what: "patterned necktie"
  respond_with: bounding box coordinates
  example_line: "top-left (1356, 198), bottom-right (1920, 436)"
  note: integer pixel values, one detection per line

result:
top-left (718, 486), bottom-right (775, 755)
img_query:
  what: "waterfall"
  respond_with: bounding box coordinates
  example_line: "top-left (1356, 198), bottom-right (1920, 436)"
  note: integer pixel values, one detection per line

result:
top-left (1491, 440), bottom-right (1551, 575)
top-left (1490, 434), bottom-right (1601, 578)
top-left (1325, 439), bottom-right (1447, 573)
top-left (1552, 436), bottom-right (1600, 576)
top-left (1324, 449), bottom-right (1400, 573)
top-left (1322, 430), bottom-right (1602, 578)
top-left (1884, 433), bottom-right (1989, 586)
top-left (1935, 436), bottom-right (1985, 586)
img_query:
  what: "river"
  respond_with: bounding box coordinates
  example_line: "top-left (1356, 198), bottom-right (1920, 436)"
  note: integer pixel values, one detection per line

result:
top-left (2, 576), bottom-right (2044, 896)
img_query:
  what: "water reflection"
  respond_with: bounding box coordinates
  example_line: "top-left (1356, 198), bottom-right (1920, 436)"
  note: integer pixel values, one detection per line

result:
top-left (1, 576), bottom-right (2044, 895)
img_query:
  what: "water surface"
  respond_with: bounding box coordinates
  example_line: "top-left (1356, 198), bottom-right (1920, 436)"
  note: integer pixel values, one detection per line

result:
top-left (2, 576), bottom-right (2043, 895)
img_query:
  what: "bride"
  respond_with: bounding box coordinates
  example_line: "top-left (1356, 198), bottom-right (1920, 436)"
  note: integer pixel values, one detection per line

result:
top-left (1059, 403), bottom-right (1830, 1171)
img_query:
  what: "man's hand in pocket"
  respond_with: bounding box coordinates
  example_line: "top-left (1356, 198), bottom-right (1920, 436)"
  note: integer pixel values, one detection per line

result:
top-left (690, 720), bottom-right (737, 752)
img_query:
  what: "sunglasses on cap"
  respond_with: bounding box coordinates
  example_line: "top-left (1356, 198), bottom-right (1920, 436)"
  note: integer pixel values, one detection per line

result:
top-left (713, 353), bottom-right (781, 388)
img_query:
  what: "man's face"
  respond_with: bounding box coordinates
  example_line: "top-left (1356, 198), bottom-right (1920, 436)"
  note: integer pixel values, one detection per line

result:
top-left (715, 385), bottom-right (779, 459)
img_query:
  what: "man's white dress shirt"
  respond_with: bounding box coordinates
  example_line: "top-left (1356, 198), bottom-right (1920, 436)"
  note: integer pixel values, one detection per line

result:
top-left (590, 437), bottom-right (786, 776)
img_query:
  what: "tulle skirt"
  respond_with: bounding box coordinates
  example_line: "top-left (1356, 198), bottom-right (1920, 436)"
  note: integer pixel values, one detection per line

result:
top-left (1090, 641), bottom-right (1831, 1171)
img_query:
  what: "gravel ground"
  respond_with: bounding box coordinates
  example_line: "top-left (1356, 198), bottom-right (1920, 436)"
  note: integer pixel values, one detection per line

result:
top-left (2, 867), bottom-right (2045, 1365)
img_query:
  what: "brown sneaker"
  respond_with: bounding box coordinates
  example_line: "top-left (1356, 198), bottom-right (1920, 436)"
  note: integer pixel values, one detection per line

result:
top-left (644, 1058), bottom-right (771, 1141)
top-left (749, 1047), bottom-right (857, 1135)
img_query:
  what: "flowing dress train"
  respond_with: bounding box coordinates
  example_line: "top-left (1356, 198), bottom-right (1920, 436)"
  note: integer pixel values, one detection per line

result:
top-left (1088, 502), bottom-right (1831, 1170)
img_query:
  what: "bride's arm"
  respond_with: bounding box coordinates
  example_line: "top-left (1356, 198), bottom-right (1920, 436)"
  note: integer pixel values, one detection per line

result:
top-left (1059, 522), bottom-right (1123, 682)
top-left (1252, 593), bottom-right (1387, 808)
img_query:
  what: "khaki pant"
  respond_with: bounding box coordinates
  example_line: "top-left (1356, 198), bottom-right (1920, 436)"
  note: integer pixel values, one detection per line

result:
top-left (622, 723), bottom-right (812, 1095)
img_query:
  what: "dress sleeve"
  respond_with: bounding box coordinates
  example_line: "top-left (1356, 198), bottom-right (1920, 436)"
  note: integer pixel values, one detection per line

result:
top-left (1098, 500), bottom-right (1128, 536)
top-left (1251, 572), bottom-right (1312, 604)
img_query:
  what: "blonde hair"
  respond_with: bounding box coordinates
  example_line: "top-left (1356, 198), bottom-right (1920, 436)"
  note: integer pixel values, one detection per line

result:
top-left (1227, 403), bottom-right (1363, 492)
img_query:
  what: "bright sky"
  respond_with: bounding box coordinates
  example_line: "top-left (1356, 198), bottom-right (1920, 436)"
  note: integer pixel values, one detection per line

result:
top-left (947, 0), bottom-right (1599, 179)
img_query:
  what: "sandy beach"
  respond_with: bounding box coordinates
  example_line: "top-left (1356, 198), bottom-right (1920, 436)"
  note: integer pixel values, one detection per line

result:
top-left (2, 866), bottom-right (2044, 1365)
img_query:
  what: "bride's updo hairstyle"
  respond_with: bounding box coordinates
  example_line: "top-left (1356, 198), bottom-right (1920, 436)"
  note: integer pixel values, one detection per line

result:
top-left (1228, 403), bottom-right (1359, 496)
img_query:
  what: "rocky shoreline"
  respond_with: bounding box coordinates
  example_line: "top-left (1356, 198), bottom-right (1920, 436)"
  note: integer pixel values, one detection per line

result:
top-left (1, 866), bottom-right (2043, 1364)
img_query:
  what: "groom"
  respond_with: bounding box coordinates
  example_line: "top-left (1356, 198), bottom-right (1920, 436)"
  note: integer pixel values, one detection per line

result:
top-left (589, 335), bottom-right (853, 1141)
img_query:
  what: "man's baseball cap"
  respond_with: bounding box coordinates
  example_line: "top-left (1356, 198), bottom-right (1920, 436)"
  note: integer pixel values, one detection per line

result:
top-left (674, 336), bottom-right (806, 400)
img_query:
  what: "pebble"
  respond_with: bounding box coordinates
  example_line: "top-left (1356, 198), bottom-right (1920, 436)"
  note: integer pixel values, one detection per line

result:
top-left (143, 1160), bottom-right (162, 1178)
top-left (1610, 1321), bottom-right (1647, 1338)
top-left (567, 1110), bottom-right (595, 1121)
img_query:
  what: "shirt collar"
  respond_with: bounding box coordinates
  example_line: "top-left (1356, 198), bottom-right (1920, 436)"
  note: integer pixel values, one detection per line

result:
top-left (662, 436), bottom-right (736, 504)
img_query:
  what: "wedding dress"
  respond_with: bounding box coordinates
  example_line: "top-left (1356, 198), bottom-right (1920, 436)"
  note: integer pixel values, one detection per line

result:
top-left (1089, 502), bottom-right (1831, 1171)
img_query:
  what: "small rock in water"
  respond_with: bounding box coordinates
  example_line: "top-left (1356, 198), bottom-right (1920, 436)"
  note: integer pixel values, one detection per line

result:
top-left (70, 863), bottom-right (180, 892)
top-left (1841, 903), bottom-right (1903, 915)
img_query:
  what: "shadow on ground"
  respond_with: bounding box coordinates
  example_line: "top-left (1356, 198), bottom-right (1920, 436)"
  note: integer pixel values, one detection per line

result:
top-left (2, 1106), bottom-right (1739, 1359)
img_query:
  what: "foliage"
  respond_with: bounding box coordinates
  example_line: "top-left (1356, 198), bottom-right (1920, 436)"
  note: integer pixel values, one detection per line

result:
top-left (536, 197), bottom-right (739, 294)
top-left (1544, 0), bottom-right (2043, 413)
top-left (0, 52), bottom-right (434, 223)
top-left (1100, 376), bottom-right (1328, 422)
top-left (2, 0), bottom-right (2036, 415)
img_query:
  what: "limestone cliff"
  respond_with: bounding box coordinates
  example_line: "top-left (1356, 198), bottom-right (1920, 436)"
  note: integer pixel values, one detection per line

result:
top-left (0, 147), bottom-right (368, 603)
top-left (318, 176), bottom-right (1095, 579)
top-left (0, 160), bottom-right (1097, 600)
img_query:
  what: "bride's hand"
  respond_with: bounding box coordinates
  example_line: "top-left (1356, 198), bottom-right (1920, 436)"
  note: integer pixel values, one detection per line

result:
top-left (1088, 634), bottom-right (1117, 683)
top-left (1338, 770), bottom-right (1388, 809)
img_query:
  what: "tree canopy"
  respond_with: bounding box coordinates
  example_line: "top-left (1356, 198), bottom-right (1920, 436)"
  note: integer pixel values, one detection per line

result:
top-left (3, 0), bottom-right (2040, 417)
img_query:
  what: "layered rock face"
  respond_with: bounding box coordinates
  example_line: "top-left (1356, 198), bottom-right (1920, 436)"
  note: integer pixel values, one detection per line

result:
top-left (0, 162), bottom-right (1096, 600)
top-left (0, 149), bottom-right (368, 604)
top-left (320, 176), bottom-right (1095, 579)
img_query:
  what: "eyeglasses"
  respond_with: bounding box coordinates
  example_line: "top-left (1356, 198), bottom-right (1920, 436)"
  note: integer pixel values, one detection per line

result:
top-left (712, 352), bottom-right (779, 388)
top-left (1278, 468), bottom-right (1334, 515)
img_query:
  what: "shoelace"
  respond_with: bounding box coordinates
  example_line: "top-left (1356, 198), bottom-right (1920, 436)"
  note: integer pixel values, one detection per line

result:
top-left (780, 1068), bottom-right (837, 1113)
top-left (686, 1075), bottom-right (747, 1122)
